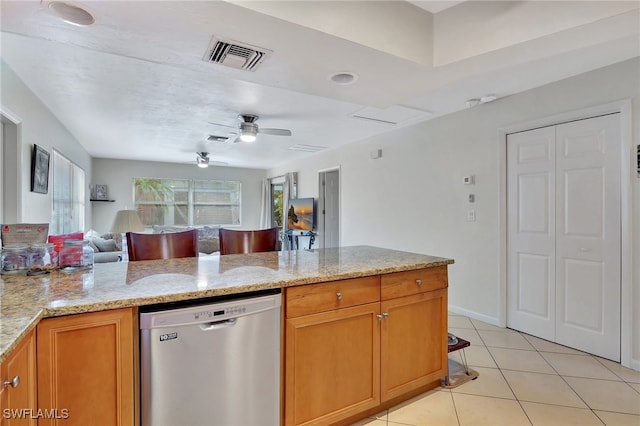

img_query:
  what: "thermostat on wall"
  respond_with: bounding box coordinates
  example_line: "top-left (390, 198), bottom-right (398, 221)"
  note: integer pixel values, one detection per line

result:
top-left (463, 175), bottom-right (475, 185)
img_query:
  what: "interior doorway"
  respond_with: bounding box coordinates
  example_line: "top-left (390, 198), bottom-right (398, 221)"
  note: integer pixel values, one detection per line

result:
top-left (506, 113), bottom-right (622, 361)
top-left (1, 112), bottom-right (21, 224)
top-left (317, 167), bottom-right (340, 248)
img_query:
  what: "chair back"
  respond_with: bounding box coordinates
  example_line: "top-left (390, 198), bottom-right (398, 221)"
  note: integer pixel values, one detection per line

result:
top-left (126, 229), bottom-right (199, 261)
top-left (219, 227), bottom-right (280, 255)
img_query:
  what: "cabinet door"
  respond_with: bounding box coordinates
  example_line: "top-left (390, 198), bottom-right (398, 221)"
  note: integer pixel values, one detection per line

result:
top-left (285, 303), bottom-right (380, 426)
top-left (1, 330), bottom-right (37, 426)
top-left (380, 289), bottom-right (447, 402)
top-left (37, 308), bottom-right (135, 426)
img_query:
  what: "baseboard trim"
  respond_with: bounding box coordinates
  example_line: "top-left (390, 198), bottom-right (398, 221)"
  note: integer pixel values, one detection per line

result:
top-left (627, 357), bottom-right (640, 372)
top-left (447, 305), bottom-right (502, 327)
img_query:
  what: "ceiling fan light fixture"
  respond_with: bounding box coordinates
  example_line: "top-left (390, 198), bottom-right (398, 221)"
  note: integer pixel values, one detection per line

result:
top-left (196, 152), bottom-right (210, 168)
top-left (239, 122), bottom-right (257, 142)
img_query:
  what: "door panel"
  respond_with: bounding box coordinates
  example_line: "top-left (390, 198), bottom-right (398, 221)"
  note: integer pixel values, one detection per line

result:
top-left (555, 115), bottom-right (620, 360)
top-left (319, 169), bottom-right (340, 248)
top-left (562, 258), bottom-right (604, 331)
top-left (507, 127), bottom-right (556, 340)
top-left (507, 114), bottom-right (621, 361)
top-left (516, 253), bottom-right (550, 318)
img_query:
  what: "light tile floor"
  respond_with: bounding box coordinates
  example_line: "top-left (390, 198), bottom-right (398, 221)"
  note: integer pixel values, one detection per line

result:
top-left (352, 314), bottom-right (640, 426)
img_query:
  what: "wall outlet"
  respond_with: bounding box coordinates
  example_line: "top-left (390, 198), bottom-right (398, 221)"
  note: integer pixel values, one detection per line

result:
top-left (467, 209), bottom-right (476, 222)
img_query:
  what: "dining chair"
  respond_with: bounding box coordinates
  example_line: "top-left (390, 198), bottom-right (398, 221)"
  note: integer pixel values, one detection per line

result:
top-left (126, 229), bottom-right (199, 261)
top-left (218, 227), bottom-right (280, 255)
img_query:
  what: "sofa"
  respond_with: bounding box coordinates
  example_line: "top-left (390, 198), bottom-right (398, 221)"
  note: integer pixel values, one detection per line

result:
top-left (87, 232), bottom-right (125, 263)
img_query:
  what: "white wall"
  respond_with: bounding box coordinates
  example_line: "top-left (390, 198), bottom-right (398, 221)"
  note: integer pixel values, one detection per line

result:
top-left (1, 60), bottom-right (93, 228)
top-left (269, 58), bottom-right (640, 368)
top-left (91, 158), bottom-right (267, 234)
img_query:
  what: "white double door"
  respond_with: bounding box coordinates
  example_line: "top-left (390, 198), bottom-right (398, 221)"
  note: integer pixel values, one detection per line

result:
top-left (507, 114), bottom-right (621, 361)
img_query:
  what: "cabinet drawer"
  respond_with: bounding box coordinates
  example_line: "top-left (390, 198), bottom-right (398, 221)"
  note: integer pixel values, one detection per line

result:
top-left (286, 276), bottom-right (380, 318)
top-left (381, 266), bottom-right (448, 301)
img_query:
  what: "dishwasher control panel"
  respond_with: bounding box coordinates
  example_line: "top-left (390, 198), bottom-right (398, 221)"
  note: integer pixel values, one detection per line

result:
top-left (192, 306), bottom-right (246, 320)
top-left (139, 292), bottom-right (281, 329)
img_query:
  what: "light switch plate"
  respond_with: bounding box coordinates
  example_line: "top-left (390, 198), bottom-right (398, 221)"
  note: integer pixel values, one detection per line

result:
top-left (467, 209), bottom-right (476, 221)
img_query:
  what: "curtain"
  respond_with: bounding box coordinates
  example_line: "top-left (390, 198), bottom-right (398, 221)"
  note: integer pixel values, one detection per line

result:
top-left (259, 178), bottom-right (271, 229)
top-left (51, 150), bottom-right (85, 234)
top-left (282, 172), bottom-right (297, 249)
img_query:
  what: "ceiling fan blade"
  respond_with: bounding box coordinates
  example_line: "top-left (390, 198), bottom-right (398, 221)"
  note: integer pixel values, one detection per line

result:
top-left (259, 128), bottom-right (292, 136)
top-left (232, 134), bottom-right (242, 143)
top-left (208, 121), bottom-right (237, 129)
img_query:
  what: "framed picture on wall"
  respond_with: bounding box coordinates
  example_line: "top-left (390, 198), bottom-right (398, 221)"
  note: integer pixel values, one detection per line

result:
top-left (30, 144), bottom-right (50, 194)
top-left (95, 184), bottom-right (109, 200)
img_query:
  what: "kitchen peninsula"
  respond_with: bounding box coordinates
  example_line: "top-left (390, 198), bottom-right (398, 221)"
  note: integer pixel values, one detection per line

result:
top-left (1, 246), bottom-right (453, 425)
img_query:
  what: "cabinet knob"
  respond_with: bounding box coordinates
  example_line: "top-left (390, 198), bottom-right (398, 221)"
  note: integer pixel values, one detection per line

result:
top-left (336, 292), bottom-right (343, 300)
top-left (382, 312), bottom-right (389, 319)
top-left (416, 279), bottom-right (423, 286)
top-left (377, 314), bottom-right (383, 321)
top-left (3, 375), bottom-right (20, 389)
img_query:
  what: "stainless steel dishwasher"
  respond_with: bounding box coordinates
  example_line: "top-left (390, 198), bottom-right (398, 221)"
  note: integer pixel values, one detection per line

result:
top-left (139, 289), bottom-right (281, 426)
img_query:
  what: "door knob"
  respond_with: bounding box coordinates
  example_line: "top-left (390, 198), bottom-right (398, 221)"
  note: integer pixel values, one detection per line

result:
top-left (3, 375), bottom-right (20, 389)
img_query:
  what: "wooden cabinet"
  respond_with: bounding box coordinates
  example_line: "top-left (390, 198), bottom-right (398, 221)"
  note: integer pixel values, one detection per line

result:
top-left (285, 303), bottom-right (381, 426)
top-left (284, 267), bottom-right (448, 426)
top-left (380, 289), bottom-right (447, 402)
top-left (1, 330), bottom-right (37, 426)
top-left (284, 277), bottom-right (381, 426)
top-left (380, 266), bottom-right (448, 401)
top-left (36, 308), bottom-right (136, 426)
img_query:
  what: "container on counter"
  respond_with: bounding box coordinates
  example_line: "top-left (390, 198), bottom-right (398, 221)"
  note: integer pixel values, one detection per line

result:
top-left (29, 242), bottom-right (58, 271)
top-left (59, 239), bottom-right (94, 270)
top-left (1, 244), bottom-right (30, 274)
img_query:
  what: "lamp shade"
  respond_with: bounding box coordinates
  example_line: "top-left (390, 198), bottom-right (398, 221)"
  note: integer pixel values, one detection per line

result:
top-left (111, 210), bottom-right (144, 233)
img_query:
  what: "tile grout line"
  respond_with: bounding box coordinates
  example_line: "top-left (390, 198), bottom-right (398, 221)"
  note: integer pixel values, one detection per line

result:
top-left (469, 319), bottom-right (534, 425)
top-left (521, 332), bottom-right (607, 424)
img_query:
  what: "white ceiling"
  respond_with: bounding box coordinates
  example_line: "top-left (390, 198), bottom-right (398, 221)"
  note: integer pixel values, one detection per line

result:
top-left (1, 1), bottom-right (638, 169)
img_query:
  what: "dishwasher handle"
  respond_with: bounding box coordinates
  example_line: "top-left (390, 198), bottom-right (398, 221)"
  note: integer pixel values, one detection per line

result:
top-left (200, 317), bottom-right (237, 331)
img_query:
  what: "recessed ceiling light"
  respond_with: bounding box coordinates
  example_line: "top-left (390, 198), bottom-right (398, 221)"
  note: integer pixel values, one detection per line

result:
top-left (48, 1), bottom-right (95, 26)
top-left (329, 72), bottom-right (359, 86)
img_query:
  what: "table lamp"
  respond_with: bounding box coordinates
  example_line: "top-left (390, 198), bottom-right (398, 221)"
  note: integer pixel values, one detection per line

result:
top-left (110, 210), bottom-right (144, 261)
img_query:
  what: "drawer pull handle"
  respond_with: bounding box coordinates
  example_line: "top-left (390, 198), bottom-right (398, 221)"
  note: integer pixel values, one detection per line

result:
top-left (336, 292), bottom-right (343, 300)
top-left (3, 375), bottom-right (20, 389)
top-left (416, 279), bottom-right (423, 286)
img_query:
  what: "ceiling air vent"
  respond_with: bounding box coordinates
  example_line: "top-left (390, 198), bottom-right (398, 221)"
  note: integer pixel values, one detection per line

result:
top-left (288, 144), bottom-right (327, 153)
top-left (207, 135), bottom-right (232, 143)
top-left (203, 36), bottom-right (271, 71)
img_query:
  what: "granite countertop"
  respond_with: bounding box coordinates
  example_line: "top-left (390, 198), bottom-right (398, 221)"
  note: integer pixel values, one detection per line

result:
top-left (0, 245), bottom-right (453, 362)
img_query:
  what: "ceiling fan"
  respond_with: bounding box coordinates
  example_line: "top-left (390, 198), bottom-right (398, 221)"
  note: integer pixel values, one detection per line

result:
top-left (196, 152), bottom-right (210, 168)
top-left (194, 152), bottom-right (227, 168)
top-left (210, 114), bottom-right (292, 143)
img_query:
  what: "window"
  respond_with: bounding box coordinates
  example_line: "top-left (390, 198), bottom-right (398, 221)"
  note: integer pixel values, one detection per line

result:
top-left (133, 178), bottom-right (241, 227)
top-left (50, 150), bottom-right (85, 234)
top-left (270, 178), bottom-right (284, 229)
